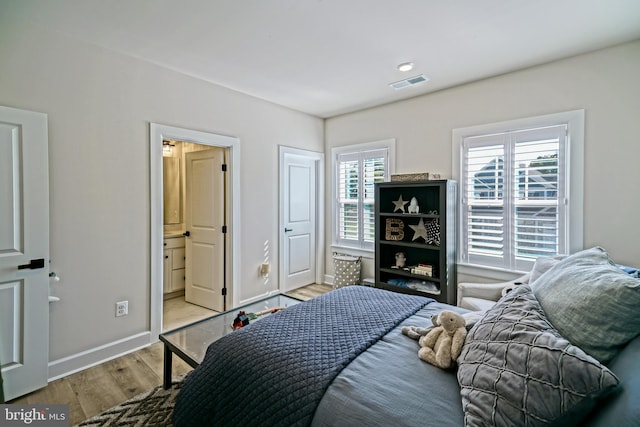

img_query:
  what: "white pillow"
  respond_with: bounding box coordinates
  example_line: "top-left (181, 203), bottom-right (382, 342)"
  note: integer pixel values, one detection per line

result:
top-left (529, 255), bottom-right (563, 285)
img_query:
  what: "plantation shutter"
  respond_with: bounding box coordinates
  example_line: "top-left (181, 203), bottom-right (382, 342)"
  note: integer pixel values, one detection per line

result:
top-left (338, 153), bottom-right (360, 243)
top-left (462, 125), bottom-right (567, 270)
top-left (463, 139), bottom-right (506, 265)
top-left (337, 149), bottom-right (388, 248)
top-left (363, 155), bottom-right (386, 243)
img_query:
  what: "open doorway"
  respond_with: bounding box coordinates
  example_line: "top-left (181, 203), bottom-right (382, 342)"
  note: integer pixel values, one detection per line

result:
top-left (150, 124), bottom-right (240, 340)
top-left (162, 141), bottom-right (226, 330)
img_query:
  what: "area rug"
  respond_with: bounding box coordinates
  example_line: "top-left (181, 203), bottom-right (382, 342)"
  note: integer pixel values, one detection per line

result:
top-left (76, 377), bottom-right (185, 426)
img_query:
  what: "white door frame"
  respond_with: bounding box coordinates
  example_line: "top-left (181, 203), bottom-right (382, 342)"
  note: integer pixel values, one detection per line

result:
top-left (278, 146), bottom-right (324, 290)
top-left (150, 123), bottom-right (240, 341)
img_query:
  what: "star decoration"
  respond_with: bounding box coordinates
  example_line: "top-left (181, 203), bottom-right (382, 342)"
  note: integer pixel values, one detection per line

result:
top-left (409, 218), bottom-right (429, 242)
top-left (392, 195), bottom-right (409, 213)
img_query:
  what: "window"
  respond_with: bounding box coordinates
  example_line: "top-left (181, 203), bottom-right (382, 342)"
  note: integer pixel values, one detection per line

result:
top-left (453, 111), bottom-right (584, 272)
top-left (333, 140), bottom-right (395, 251)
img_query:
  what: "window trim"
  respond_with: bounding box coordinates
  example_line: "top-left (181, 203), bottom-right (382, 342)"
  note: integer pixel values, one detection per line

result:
top-left (332, 139), bottom-right (396, 253)
top-left (452, 110), bottom-right (584, 275)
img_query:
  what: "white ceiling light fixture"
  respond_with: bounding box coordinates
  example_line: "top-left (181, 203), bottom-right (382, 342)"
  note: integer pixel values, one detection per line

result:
top-left (389, 74), bottom-right (429, 90)
top-left (397, 62), bottom-right (414, 72)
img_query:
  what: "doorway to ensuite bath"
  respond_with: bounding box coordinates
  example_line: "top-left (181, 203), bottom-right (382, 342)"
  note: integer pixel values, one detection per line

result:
top-left (162, 140), bottom-right (226, 330)
top-left (150, 123), bottom-right (240, 339)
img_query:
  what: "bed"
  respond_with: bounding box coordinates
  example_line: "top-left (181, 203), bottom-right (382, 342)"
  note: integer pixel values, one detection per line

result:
top-left (172, 285), bottom-right (465, 426)
top-left (172, 252), bottom-right (640, 427)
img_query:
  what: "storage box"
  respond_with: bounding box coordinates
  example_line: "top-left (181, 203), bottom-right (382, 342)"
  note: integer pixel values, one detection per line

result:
top-left (390, 173), bottom-right (429, 182)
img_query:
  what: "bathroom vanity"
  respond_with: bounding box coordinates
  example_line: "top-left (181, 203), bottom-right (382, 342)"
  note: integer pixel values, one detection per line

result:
top-left (163, 235), bottom-right (185, 297)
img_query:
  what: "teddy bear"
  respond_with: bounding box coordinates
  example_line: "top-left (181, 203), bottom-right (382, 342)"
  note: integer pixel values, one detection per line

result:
top-left (402, 312), bottom-right (439, 339)
top-left (403, 310), bottom-right (467, 369)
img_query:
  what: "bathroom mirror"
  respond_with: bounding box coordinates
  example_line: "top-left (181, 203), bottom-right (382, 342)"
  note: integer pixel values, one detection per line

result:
top-left (163, 157), bottom-right (182, 224)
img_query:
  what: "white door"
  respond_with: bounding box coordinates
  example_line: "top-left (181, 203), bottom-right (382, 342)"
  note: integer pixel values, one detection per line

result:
top-left (0, 106), bottom-right (49, 401)
top-left (280, 151), bottom-right (317, 292)
top-left (184, 148), bottom-right (225, 311)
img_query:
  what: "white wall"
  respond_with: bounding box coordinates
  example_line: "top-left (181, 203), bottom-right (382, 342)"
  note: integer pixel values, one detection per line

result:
top-left (0, 17), bottom-right (323, 372)
top-left (325, 40), bottom-right (640, 280)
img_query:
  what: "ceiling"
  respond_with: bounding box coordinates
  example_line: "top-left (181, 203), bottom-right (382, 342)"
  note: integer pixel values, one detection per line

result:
top-left (4, 0), bottom-right (640, 118)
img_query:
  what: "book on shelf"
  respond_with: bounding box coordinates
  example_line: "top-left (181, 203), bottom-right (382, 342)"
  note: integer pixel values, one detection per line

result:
top-left (410, 264), bottom-right (433, 277)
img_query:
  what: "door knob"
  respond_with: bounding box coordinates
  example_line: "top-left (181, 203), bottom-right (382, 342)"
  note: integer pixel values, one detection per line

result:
top-left (183, 231), bottom-right (191, 237)
top-left (284, 228), bottom-right (293, 232)
top-left (18, 258), bottom-right (45, 270)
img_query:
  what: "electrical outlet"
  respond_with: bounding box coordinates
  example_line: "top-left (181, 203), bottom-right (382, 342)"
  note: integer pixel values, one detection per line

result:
top-left (260, 262), bottom-right (270, 276)
top-left (116, 300), bottom-right (128, 317)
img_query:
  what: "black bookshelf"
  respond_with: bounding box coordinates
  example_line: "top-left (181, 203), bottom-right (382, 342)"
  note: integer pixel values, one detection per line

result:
top-left (374, 180), bottom-right (457, 305)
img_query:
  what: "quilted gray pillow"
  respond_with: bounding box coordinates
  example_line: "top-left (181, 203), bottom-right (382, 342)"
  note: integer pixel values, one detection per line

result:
top-left (457, 285), bottom-right (619, 427)
top-left (530, 246), bottom-right (640, 363)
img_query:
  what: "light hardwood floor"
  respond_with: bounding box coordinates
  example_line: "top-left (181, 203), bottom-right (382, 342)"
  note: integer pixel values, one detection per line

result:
top-left (163, 294), bottom-right (218, 332)
top-left (9, 283), bottom-right (332, 425)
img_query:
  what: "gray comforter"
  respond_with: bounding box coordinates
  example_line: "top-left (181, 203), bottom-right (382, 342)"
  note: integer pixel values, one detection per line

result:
top-left (313, 300), bottom-right (466, 427)
top-left (172, 286), bottom-right (439, 426)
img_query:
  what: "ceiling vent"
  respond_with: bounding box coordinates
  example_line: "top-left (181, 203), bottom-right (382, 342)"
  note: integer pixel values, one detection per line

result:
top-left (389, 74), bottom-right (429, 90)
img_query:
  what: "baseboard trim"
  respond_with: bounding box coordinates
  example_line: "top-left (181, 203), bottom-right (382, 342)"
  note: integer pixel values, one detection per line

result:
top-left (48, 331), bottom-right (151, 382)
top-left (324, 274), bottom-right (334, 285)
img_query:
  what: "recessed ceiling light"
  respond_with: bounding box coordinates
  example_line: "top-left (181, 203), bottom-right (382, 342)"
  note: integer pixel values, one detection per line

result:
top-left (397, 62), bottom-right (414, 72)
